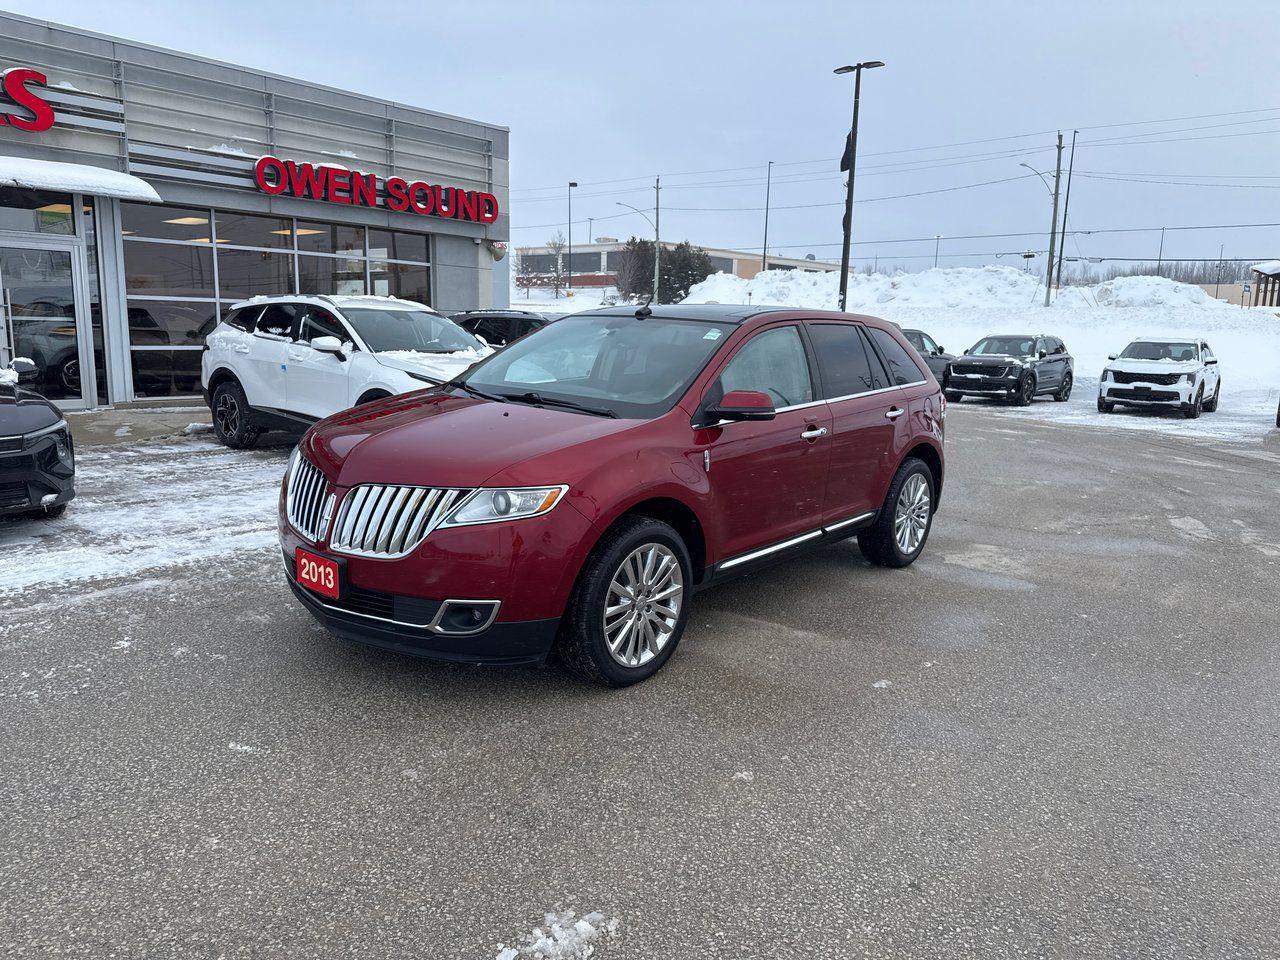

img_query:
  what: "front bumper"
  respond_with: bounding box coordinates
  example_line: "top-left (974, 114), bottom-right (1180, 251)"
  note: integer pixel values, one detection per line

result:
top-left (949, 373), bottom-right (1021, 395)
top-left (0, 430), bottom-right (75, 517)
top-left (283, 553), bottom-right (558, 665)
top-left (1100, 380), bottom-right (1193, 406)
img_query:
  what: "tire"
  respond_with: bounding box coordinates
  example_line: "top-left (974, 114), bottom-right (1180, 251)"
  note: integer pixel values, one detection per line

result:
top-left (210, 380), bottom-right (262, 449)
top-left (1276, 398), bottom-right (1280, 429)
top-left (1097, 396), bottom-right (1114, 414)
top-left (944, 390), bottom-right (963, 404)
top-left (1054, 372), bottom-right (1073, 402)
top-left (1183, 385), bottom-right (1203, 420)
top-left (1013, 374), bottom-right (1036, 406)
top-left (556, 516), bottom-right (693, 687)
top-left (857, 457), bottom-right (935, 569)
top-left (1203, 379), bottom-right (1221, 413)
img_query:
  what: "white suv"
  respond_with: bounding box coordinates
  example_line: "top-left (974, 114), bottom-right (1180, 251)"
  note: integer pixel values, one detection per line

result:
top-left (201, 295), bottom-right (492, 448)
top-left (1098, 337), bottom-right (1221, 419)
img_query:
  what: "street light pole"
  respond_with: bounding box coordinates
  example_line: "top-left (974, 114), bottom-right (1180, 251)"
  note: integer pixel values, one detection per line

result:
top-left (761, 160), bottom-right (773, 273)
top-left (834, 60), bottom-right (884, 312)
top-left (653, 177), bottom-right (661, 303)
top-left (616, 200), bottom-right (660, 303)
top-left (567, 181), bottom-right (577, 294)
top-left (933, 234), bottom-right (942, 268)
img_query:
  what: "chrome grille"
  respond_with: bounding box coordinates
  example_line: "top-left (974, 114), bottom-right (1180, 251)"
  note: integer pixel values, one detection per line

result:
top-left (329, 485), bottom-right (470, 558)
top-left (286, 453), bottom-right (333, 543)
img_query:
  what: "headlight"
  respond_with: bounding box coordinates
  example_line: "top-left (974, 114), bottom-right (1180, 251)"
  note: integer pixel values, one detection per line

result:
top-left (1182, 373), bottom-right (1194, 383)
top-left (440, 485), bottom-right (568, 527)
top-left (54, 431), bottom-right (72, 463)
top-left (1102, 368), bottom-right (1113, 382)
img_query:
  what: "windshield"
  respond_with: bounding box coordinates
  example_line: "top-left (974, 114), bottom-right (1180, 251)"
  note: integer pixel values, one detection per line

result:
top-left (970, 336), bottom-right (1034, 357)
top-left (1119, 341), bottom-right (1198, 361)
top-left (457, 314), bottom-right (730, 419)
top-left (342, 306), bottom-right (483, 354)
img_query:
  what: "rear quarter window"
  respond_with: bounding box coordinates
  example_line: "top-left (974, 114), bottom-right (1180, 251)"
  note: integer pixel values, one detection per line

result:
top-left (867, 327), bottom-right (927, 386)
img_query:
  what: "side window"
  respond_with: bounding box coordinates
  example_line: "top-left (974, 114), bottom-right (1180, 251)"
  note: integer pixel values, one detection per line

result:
top-left (255, 304), bottom-right (300, 340)
top-left (715, 325), bottom-right (813, 408)
top-left (867, 327), bottom-right (927, 386)
top-left (808, 322), bottom-right (882, 397)
top-left (1033, 338), bottom-right (1048, 357)
top-left (299, 307), bottom-right (347, 344)
top-left (1052, 338), bottom-right (1066, 355)
top-left (903, 330), bottom-right (925, 352)
top-left (515, 319), bottom-right (541, 340)
top-left (224, 307), bottom-right (259, 332)
top-left (1202, 342), bottom-right (1214, 360)
top-left (919, 332), bottom-right (938, 354)
top-left (475, 317), bottom-right (512, 344)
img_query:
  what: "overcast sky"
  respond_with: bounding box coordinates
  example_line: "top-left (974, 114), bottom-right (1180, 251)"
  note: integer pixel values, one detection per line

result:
top-left (9, 0), bottom-right (1280, 274)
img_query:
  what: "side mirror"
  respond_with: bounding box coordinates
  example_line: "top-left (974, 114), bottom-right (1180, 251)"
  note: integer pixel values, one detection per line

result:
top-left (1038, 349), bottom-right (1048, 359)
top-left (311, 336), bottom-right (347, 360)
top-left (710, 389), bottom-right (776, 423)
top-left (1206, 357), bottom-right (1218, 365)
top-left (9, 357), bottom-right (37, 374)
top-left (934, 345), bottom-right (945, 355)
top-left (1108, 353), bottom-right (1118, 361)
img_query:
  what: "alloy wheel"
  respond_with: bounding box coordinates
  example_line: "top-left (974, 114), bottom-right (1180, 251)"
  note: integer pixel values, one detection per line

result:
top-left (603, 543), bottom-right (684, 668)
top-left (214, 393), bottom-right (240, 435)
top-left (894, 473), bottom-right (931, 556)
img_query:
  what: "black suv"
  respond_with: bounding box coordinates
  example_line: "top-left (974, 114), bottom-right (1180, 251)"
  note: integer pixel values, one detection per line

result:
top-left (902, 328), bottom-right (954, 383)
top-left (451, 309), bottom-right (565, 348)
top-left (945, 334), bottom-right (1074, 406)
top-left (1, 359), bottom-right (75, 519)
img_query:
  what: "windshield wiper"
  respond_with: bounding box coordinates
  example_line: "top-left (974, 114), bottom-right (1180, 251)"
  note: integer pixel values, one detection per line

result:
top-left (451, 381), bottom-right (506, 403)
top-left (501, 391), bottom-right (618, 419)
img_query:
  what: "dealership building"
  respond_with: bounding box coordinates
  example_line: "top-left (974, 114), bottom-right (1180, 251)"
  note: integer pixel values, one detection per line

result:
top-left (0, 12), bottom-right (509, 408)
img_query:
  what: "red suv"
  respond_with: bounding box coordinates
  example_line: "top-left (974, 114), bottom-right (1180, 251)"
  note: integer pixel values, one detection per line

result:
top-left (280, 305), bottom-right (945, 686)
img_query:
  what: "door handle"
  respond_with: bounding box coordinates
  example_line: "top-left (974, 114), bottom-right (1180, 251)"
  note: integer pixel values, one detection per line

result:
top-left (800, 426), bottom-right (828, 440)
top-left (885, 407), bottom-right (905, 420)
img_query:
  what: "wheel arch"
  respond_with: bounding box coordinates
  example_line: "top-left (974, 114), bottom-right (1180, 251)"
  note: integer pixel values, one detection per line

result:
top-left (899, 440), bottom-right (944, 511)
top-left (206, 366), bottom-right (242, 397)
top-left (355, 388), bottom-right (393, 406)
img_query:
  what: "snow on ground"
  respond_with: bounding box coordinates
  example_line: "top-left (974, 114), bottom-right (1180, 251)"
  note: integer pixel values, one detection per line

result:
top-left (509, 285), bottom-right (620, 314)
top-left (494, 910), bottom-right (619, 960)
top-left (685, 266), bottom-right (1280, 442)
top-left (0, 437), bottom-right (290, 601)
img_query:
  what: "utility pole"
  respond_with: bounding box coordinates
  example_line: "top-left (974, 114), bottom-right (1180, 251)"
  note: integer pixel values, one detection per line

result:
top-left (834, 60), bottom-right (884, 311)
top-left (1043, 132), bottom-right (1063, 307)
top-left (588, 217), bottom-right (594, 243)
top-left (1156, 227), bottom-right (1166, 276)
top-left (653, 177), bottom-right (661, 303)
top-left (1215, 242), bottom-right (1225, 298)
top-left (567, 181), bottom-right (577, 293)
top-left (933, 235), bottom-right (942, 268)
top-left (1054, 130), bottom-right (1077, 290)
top-left (761, 160), bottom-right (773, 273)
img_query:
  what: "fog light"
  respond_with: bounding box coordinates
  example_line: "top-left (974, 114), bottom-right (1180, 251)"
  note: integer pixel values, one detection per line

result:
top-left (431, 599), bottom-right (500, 635)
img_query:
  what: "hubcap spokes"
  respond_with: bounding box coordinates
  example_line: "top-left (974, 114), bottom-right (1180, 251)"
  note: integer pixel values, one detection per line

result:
top-left (604, 543), bottom-right (683, 668)
top-left (894, 474), bottom-right (931, 555)
top-left (215, 395), bottom-right (239, 434)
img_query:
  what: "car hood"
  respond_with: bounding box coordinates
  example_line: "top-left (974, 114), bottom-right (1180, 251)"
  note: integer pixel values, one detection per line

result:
top-left (374, 347), bottom-right (492, 384)
top-left (1107, 359), bottom-right (1199, 374)
top-left (956, 353), bottom-right (1027, 364)
top-left (305, 391), bottom-right (645, 488)
top-left (0, 383), bottom-right (63, 435)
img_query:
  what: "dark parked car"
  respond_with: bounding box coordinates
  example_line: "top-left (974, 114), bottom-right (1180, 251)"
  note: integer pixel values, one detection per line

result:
top-left (0, 358), bottom-right (75, 519)
top-left (281, 304), bottom-right (945, 686)
top-left (451, 309), bottom-right (565, 348)
top-left (902, 328), bottom-right (954, 383)
top-left (944, 334), bottom-right (1074, 406)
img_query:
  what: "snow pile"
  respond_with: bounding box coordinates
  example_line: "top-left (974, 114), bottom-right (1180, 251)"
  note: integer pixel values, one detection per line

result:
top-left (0, 368), bottom-right (16, 388)
top-left (684, 265), bottom-right (1236, 313)
top-left (495, 910), bottom-right (618, 960)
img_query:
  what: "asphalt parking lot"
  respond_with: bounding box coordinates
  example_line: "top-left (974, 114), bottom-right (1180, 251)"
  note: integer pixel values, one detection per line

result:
top-left (3, 406), bottom-right (1280, 959)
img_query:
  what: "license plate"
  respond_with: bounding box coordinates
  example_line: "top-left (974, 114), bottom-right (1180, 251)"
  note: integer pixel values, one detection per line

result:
top-left (296, 547), bottom-right (341, 599)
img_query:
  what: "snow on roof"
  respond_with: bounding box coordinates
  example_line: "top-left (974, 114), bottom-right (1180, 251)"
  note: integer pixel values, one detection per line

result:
top-left (1250, 260), bottom-right (1280, 276)
top-left (0, 156), bottom-right (161, 202)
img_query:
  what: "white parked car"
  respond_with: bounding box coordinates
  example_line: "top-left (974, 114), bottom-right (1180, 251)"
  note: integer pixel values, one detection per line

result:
top-left (1097, 337), bottom-right (1221, 419)
top-left (201, 295), bottom-right (492, 448)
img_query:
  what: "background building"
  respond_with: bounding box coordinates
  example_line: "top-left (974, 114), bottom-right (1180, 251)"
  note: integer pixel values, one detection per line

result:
top-left (514, 239), bottom-right (838, 288)
top-left (0, 12), bottom-right (509, 407)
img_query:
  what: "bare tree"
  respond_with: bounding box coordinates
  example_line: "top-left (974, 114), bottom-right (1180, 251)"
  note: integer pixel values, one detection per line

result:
top-left (546, 232), bottom-right (567, 299)
top-left (512, 251), bottom-right (537, 299)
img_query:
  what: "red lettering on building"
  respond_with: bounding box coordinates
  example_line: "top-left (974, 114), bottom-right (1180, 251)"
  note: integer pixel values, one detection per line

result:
top-left (0, 67), bottom-right (56, 133)
top-left (251, 154), bottom-right (500, 225)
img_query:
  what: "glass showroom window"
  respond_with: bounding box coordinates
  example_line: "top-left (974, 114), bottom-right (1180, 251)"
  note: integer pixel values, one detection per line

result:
top-left (120, 202), bottom-right (435, 396)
